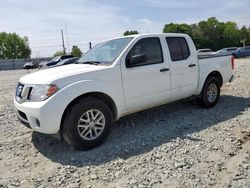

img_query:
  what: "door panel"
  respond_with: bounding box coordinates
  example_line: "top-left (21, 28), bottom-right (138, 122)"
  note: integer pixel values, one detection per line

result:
top-left (121, 37), bottom-right (171, 110)
top-left (166, 37), bottom-right (199, 99)
top-left (122, 64), bottom-right (171, 110)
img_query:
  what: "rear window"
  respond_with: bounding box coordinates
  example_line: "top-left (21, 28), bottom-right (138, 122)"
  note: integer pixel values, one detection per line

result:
top-left (166, 37), bottom-right (190, 61)
top-left (230, 48), bottom-right (237, 51)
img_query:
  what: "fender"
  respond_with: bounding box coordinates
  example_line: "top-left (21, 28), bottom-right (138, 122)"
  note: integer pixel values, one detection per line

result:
top-left (59, 79), bottom-right (125, 119)
top-left (194, 63), bottom-right (223, 95)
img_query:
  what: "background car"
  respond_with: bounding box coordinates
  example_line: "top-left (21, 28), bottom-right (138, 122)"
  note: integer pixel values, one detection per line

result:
top-left (43, 57), bottom-right (78, 69)
top-left (41, 55), bottom-right (74, 68)
top-left (197, 48), bottom-right (215, 55)
top-left (232, 46), bottom-right (250, 58)
top-left (23, 62), bottom-right (35, 69)
top-left (216, 47), bottom-right (239, 55)
top-left (38, 61), bottom-right (48, 68)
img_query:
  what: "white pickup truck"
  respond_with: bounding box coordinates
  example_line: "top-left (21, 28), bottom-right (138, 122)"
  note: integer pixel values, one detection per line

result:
top-left (14, 33), bottom-right (235, 150)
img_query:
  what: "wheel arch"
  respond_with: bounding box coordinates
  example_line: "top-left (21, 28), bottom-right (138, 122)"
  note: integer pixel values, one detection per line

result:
top-left (194, 70), bottom-right (223, 96)
top-left (60, 92), bottom-right (118, 130)
top-left (205, 71), bottom-right (223, 87)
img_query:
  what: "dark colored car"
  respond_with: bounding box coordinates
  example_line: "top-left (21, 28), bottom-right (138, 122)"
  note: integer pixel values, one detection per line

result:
top-left (40, 55), bottom-right (74, 68)
top-left (217, 47), bottom-right (239, 55)
top-left (23, 62), bottom-right (35, 69)
top-left (232, 46), bottom-right (250, 58)
top-left (44, 57), bottom-right (78, 69)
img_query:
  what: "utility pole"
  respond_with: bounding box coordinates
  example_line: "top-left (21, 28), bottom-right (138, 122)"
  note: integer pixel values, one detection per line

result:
top-left (61, 29), bottom-right (66, 55)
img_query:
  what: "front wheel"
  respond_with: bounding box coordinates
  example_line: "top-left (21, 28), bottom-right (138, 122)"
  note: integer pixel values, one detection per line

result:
top-left (62, 97), bottom-right (113, 150)
top-left (200, 77), bottom-right (220, 108)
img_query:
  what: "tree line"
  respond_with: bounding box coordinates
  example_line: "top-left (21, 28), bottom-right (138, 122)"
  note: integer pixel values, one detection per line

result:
top-left (125, 17), bottom-right (250, 51)
top-left (0, 32), bottom-right (82, 59)
top-left (1, 17), bottom-right (250, 59)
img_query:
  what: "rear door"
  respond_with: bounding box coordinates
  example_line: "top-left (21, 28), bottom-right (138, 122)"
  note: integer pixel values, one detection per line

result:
top-left (121, 37), bottom-right (171, 110)
top-left (165, 36), bottom-right (199, 99)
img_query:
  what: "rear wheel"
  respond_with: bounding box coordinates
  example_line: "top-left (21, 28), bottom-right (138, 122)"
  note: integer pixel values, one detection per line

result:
top-left (62, 97), bottom-right (113, 150)
top-left (200, 77), bottom-right (220, 108)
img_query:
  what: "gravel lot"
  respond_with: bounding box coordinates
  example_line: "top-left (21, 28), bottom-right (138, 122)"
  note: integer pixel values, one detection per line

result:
top-left (0, 59), bottom-right (250, 188)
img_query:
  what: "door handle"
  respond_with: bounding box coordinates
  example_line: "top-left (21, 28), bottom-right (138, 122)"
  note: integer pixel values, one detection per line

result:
top-left (188, 64), bottom-right (196, 67)
top-left (160, 68), bottom-right (170, 72)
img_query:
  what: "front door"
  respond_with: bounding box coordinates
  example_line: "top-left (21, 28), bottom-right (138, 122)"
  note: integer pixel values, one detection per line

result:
top-left (121, 37), bottom-right (171, 111)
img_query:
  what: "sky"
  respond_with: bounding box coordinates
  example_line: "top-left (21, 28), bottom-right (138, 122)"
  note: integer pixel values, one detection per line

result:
top-left (0, 0), bottom-right (250, 57)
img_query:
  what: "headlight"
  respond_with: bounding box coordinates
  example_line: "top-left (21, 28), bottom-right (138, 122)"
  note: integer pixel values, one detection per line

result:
top-left (29, 84), bottom-right (59, 101)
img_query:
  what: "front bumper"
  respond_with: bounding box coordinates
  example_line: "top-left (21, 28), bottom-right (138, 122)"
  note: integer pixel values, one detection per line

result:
top-left (17, 110), bottom-right (31, 129)
top-left (14, 92), bottom-right (67, 134)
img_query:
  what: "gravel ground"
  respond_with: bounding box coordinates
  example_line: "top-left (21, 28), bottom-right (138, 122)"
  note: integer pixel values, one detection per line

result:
top-left (0, 59), bottom-right (250, 188)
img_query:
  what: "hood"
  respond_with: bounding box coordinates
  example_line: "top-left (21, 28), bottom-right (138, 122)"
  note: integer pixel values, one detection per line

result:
top-left (19, 64), bottom-right (107, 85)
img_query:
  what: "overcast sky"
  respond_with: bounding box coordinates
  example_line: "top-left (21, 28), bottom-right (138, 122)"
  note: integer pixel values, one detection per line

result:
top-left (0, 0), bottom-right (250, 57)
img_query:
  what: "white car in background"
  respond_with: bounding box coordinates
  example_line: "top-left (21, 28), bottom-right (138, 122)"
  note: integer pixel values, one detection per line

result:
top-left (197, 48), bottom-right (215, 55)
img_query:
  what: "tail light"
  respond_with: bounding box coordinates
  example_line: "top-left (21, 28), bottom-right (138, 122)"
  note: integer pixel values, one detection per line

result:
top-left (231, 56), bottom-right (235, 70)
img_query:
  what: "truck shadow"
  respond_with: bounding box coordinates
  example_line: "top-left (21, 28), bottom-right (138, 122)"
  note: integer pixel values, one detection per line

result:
top-left (32, 95), bottom-right (250, 167)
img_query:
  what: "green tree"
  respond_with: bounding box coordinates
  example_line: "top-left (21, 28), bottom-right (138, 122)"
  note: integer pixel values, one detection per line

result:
top-left (71, 45), bottom-right (82, 57)
top-left (123, 30), bottom-right (139, 36)
top-left (163, 23), bottom-right (192, 35)
top-left (222, 21), bottom-right (240, 47)
top-left (192, 17), bottom-right (225, 50)
top-left (53, 51), bottom-right (64, 57)
top-left (0, 32), bottom-right (31, 59)
top-left (239, 26), bottom-right (250, 46)
top-left (162, 17), bottom-right (250, 51)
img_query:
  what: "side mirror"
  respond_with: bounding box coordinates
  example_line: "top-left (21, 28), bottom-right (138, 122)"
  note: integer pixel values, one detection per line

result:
top-left (127, 54), bottom-right (147, 67)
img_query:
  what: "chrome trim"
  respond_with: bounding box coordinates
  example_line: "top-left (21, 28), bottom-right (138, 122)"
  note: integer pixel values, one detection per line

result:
top-left (15, 83), bottom-right (33, 103)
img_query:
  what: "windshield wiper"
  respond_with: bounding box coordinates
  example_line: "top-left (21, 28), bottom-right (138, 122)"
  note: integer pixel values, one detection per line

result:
top-left (81, 61), bottom-right (101, 65)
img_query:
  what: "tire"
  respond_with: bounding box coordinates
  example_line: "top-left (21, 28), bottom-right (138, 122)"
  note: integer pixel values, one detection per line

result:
top-left (200, 77), bottom-right (220, 108)
top-left (62, 97), bottom-right (113, 150)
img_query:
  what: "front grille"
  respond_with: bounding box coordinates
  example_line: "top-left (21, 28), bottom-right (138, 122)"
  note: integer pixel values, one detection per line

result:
top-left (15, 83), bottom-right (33, 103)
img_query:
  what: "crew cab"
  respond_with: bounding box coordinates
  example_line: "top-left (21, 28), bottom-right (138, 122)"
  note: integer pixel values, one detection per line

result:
top-left (14, 33), bottom-right (235, 150)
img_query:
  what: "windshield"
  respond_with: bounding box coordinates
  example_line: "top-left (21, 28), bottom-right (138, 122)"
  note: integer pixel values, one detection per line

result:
top-left (77, 37), bottom-right (133, 65)
top-left (56, 58), bottom-right (70, 65)
top-left (51, 56), bottom-right (60, 62)
top-left (228, 48), bottom-right (237, 51)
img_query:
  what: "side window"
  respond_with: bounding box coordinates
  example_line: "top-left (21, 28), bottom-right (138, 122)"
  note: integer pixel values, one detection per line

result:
top-left (126, 37), bottom-right (163, 67)
top-left (166, 37), bottom-right (190, 61)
